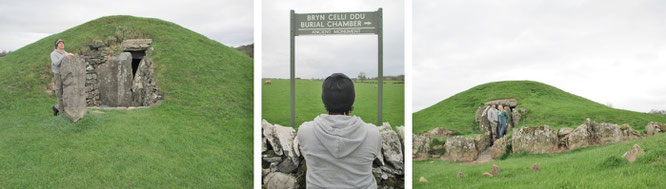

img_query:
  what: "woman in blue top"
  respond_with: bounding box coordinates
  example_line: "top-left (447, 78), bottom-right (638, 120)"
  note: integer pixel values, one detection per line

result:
top-left (497, 105), bottom-right (510, 139)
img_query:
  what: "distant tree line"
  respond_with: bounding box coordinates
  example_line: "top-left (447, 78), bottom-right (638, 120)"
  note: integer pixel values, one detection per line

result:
top-left (648, 109), bottom-right (666, 115)
top-left (0, 50), bottom-right (12, 57)
top-left (234, 43), bottom-right (253, 58)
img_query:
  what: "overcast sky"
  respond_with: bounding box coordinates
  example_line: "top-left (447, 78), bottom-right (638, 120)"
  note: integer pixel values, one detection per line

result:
top-left (414, 0), bottom-right (666, 113)
top-left (0, 0), bottom-right (252, 52)
top-left (262, 0), bottom-right (404, 79)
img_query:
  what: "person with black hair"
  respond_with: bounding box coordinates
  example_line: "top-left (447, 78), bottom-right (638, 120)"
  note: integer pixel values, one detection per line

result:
top-left (297, 73), bottom-right (382, 189)
top-left (50, 39), bottom-right (73, 116)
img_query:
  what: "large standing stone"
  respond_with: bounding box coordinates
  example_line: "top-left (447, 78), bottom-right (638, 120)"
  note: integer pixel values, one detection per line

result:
top-left (622, 144), bottom-right (645, 162)
top-left (444, 136), bottom-right (478, 162)
top-left (512, 108), bottom-right (521, 128)
top-left (98, 52), bottom-right (133, 106)
top-left (131, 48), bottom-right (161, 106)
top-left (60, 56), bottom-right (87, 122)
top-left (476, 105), bottom-right (491, 133)
top-left (263, 172), bottom-right (297, 189)
top-left (412, 134), bottom-right (431, 159)
top-left (566, 123), bottom-right (592, 150)
top-left (474, 132), bottom-right (491, 152)
top-left (512, 126), bottom-right (559, 154)
top-left (490, 136), bottom-right (508, 159)
top-left (378, 123), bottom-right (404, 170)
top-left (590, 122), bottom-right (640, 145)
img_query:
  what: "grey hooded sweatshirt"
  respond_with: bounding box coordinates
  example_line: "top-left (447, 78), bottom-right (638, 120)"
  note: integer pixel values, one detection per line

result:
top-left (50, 49), bottom-right (67, 74)
top-left (297, 114), bottom-right (382, 189)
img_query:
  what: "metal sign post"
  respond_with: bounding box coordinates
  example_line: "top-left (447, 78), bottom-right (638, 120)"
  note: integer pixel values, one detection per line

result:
top-left (290, 8), bottom-right (383, 127)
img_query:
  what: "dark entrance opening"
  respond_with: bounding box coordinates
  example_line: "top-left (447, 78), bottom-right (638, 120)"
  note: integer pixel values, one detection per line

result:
top-left (127, 51), bottom-right (146, 78)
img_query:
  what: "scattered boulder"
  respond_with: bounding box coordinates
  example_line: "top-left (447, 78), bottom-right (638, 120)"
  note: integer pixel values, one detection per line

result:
top-left (444, 136), bottom-right (478, 162)
top-left (457, 171), bottom-right (464, 179)
top-left (263, 172), bottom-right (297, 189)
top-left (531, 163), bottom-right (539, 172)
top-left (490, 164), bottom-right (500, 176)
top-left (60, 55), bottom-right (87, 122)
top-left (645, 122), bottom-right (665, 136)
top-left (490, 136), bottom-right (508, 159)
top-left (512, 126), bottom-right (559, 154)
top-left (622, 144), bottom-right (645, 162)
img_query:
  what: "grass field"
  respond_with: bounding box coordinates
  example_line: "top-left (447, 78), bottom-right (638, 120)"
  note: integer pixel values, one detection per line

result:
top-left (0, 16), bottom-right (253, 187)
top-left (414, 133), bottom-right (666, 188)
top-left (413, 80), bottom-right (666, 135)
top-left (262, 79), bottom-right (404, 128)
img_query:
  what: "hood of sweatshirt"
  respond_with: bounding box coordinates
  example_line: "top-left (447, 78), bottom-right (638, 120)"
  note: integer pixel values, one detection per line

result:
top-left (311, 114), bottom-right (369, 159)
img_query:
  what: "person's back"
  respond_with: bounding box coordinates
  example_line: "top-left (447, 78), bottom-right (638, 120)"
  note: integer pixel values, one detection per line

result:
top-left (298, 115), bottom-right (381, 188)
top-left (296, 73), bottom-right (382, 189)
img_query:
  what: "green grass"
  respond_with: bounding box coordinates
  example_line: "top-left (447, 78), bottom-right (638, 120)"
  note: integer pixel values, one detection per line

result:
top-left (413, 80), bottom-right (666, 135)
top-left (413, 133), bottom-right (666, 188)
top-left (262, 79), bottom-right (404, 128)
top-left (0, 15), bottom-right (253, 187)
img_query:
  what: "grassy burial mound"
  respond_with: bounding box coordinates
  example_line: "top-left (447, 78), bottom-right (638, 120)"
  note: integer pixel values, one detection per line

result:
top-left (414, 80), bottom-right (666, 135)
top-left (0, 16), bottom-right (253, 187)
top-left (262, 78), bottom-right (404, 128)
top-left (412, 80), bottom-right (666, 188)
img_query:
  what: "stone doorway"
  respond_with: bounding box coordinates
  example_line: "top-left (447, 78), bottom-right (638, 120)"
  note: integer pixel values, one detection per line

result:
top-left (82, 38), bottom-right (162, 107)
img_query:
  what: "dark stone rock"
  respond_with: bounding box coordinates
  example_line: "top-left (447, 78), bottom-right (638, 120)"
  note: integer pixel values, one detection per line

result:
top-left (98, 52), bottom-right (133, 106)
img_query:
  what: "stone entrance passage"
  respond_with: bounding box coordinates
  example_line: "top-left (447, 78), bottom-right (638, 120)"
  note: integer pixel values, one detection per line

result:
top-left (82, 38), bottom-right (162, 108)
top-left (129, 51), bottom-right (145, 78)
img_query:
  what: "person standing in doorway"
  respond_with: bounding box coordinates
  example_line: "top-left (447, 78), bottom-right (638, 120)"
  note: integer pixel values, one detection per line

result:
top-left (498, 105), bottom-right (510, 139)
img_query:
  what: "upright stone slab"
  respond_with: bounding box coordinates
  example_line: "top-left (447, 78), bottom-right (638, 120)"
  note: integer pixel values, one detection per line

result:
top-left (512, 126), bottom-right (559, 154)
top-left (60, 56), bottom-right (87, 122)
top-left (98, 52), bottom-right (133, 106)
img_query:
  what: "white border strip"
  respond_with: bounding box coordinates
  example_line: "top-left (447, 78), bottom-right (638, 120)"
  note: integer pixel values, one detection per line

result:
top-left (404, 0), bottom-right (413, 188)
top-left (253, 0), bottom-right (262, 187)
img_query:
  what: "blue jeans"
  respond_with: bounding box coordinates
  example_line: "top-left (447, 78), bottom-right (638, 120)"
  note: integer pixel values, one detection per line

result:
top-left (498, 123), bottom-right (507, 139)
